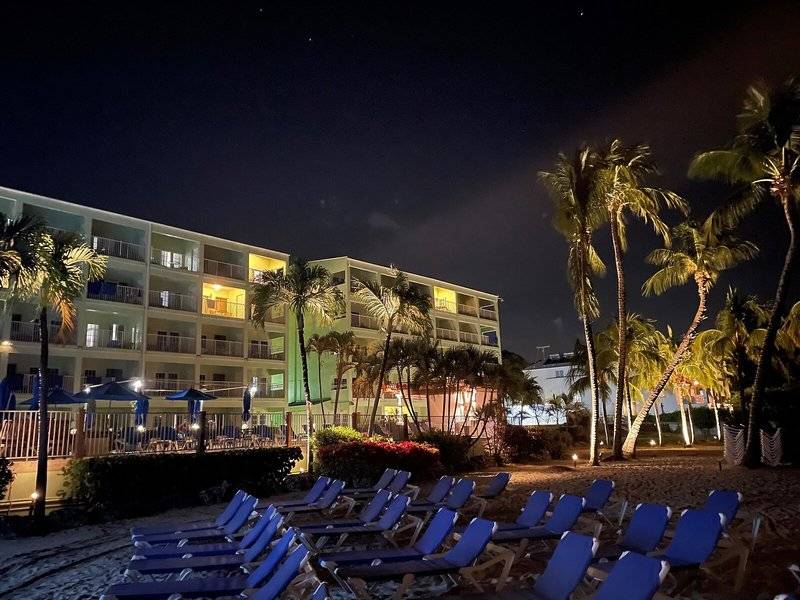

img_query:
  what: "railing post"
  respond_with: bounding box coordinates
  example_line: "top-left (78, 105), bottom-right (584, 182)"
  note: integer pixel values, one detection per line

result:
top-left (403, 414), bottom-right (409, 441)
top-left (285, 412), bottom-right (292, 447)
top-left (351, 411), bottom-right (358, 430)
top-left (73, 407), bottom-right (86, 458)
top-left (197, 410), bottom-right (207, 455)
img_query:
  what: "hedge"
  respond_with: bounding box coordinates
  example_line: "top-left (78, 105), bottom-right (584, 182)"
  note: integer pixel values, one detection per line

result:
top-left (62, 447), bottom-right (302, 520)
top-left (413, 430), bottom-right (476, 471)
top-left (316, 440), bottom-right (442, 487)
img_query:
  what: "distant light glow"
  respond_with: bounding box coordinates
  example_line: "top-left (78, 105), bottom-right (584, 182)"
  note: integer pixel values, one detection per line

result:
top-left (31, 491), bottom-right (39, 500)
top-left (649, 439), bottom-right (657, 446)
top-left (136, 424), bottom-right (145, 433)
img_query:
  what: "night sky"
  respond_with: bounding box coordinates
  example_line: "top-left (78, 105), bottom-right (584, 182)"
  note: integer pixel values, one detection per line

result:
top-left (2, 2), bottom-right (800, 361)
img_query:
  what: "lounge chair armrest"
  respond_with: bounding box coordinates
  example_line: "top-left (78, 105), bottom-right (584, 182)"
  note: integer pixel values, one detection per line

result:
top-left (403, 485), bottom-right (421, 500)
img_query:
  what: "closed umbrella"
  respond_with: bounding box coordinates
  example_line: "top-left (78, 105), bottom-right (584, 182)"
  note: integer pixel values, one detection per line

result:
top-left (242, 387), bottom-right (252, 423)
top-left (0, 378), bottom-right (11, 410)
top-left (28, 375), bottom-right (41, 411)
top-left (165, 388), bottom-right (216, 423)
top-left (135, 396), bottom-right (149, 426)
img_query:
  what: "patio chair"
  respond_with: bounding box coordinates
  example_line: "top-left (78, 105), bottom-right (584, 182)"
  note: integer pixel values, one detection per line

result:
top-left (403, 477), bottom-right (475, 544)
top-left (703, 489), bottom-right (742, 525)
top-left (256, 476), bottom-right (330, 511)
top-left (594, 502), bottom-right (672, 561)
top-left (330, 517), bottom-right (497, 600)
top-left (132, 507), bottom-right (279, 560)
top-left (579, 478), bottom-right (617, 526)
top-left (102, 534), bottom-right (309, 600)
top-left (471, 472), bottom-right (511, 517)
top-left (130, 490), bottom-right (247, 536)
top-left (124, 514), bottom-right (284, 578)
top-left (276, 479), bottom-right (346, 523)
top-left (300, 494), bottom-right (410, 549)
top-left (342, 468), bottom-right (396, 495)
top-left (593, 551), bottom-right (670, 600)
top-left (406, 475), bottom-right (454, 510)
top-left (295, 489), bottom-right (392, 531)
top-left (132, 495), bottom-right (257, 546)
top-left (523, 532), bottom-right (598, 600)
top-left (461, 490), bottom-right (551, 533)
top-left (318, 507), bottom-right (459, 567)
top-left (342, 470), bottom-right (412, 509)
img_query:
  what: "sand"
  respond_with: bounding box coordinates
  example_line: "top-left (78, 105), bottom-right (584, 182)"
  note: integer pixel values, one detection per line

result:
top-left (0, 447), bottom-right (797, 599)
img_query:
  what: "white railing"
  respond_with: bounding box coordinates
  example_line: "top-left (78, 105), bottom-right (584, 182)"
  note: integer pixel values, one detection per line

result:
top-left (86, 328), bottom-right (142, 350)
top-left (253, 385), bottom-right (285, 399)
top-left (202, 297), bottom-right (245, 319)
top-left (146, 334), bottom-right (196, 354)
top-left (9, 321), bottom-right (77, 345)
top-left (201, 338), bottom-right (244, 357)
top-left (0, 410), bottom-right (76, 459)
top-left (249, 343), bottom-right (284, 360)
top-left (458, 303), bottom-right (478, 317)
top-left (150, 249), bottom-right (199, 272)
top-left (436, 327), bottom-right (458, 341)
top-left (481, 334), bottom-right (498, 346)
top-left (479, 307), bottom-right (497, 320)
top-left (92, 235), bottom-right (145, 262)
top-left (459, 331), bottom-right (480, 344)
top-left (19, 374), bottom-right (75, 394)
top-left (148, 290), bottom-right (198, 312)
top-left (87, 283), bottom-right (144, 305)
top-left (434, 298), bottom-right (456, 313)
top-left (351, 314), bottom-right (378, 329)
top-left (204, 258), bottom-right (247, 280)
top-left (199, 382), bottom-right (247, 398)
top-left (144, 379), bottom-right (196, 394)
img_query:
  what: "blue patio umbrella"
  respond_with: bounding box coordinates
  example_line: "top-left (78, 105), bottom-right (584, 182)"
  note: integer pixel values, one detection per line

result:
top-left (134, 396), bottom-right (149, 426)
top-left (28, 375), bottom-right (41, 411)
top-left (165, 388), bottom-right (216, 423)
top-left (72, 381), bottom-right (150, 403)
top-left (7, 393), bottom-right (15, 410)
top-left (242, 387), bottom-right (252, 423)
top-left (22, 388), bottom-right (83, 407)
top-left (0, 378), bottom-right (11, 410)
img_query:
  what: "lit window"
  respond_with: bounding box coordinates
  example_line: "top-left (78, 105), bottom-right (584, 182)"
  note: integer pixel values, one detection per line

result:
top-left (86, 323), bottom-right (99, 347)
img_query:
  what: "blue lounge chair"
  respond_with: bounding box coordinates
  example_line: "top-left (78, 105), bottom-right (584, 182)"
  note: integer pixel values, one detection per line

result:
top-left (300, 494), bottom-right (410, 549)
top-left (296, 489), bottom-right (392, 531)
top-left (595, 502), bottom-right (672, 561)
top-left (131, 506), bottom-right (279, 560)
top-left (103, 532), bottom-right (306, 599)
top-left (407, 475), bottom-right (454, 510)
top-left (277, 479), bottom-right (346, 522)
top-left (490, 494), bottom-right (585, 559)
top-left (319, 507), bottom-right (459, 567)
top-left (256, 476), bottom-right (330, 511)
top-left (342, 468), bottom-right (396, 495)
top-left (703, 489), bottom-right (742, 525)
top-left (594, 551), bottom-right (670, 600)
top-left (130, 490), bottom-right (247, 536)
top-left (310, 583), bottom-right (330, 600)
top-left (526, 532), bottom-right (598, 600)
top-left (407, 477), bottom-right (475, 514)
top-left (124, 513), bottom-right (284, 578)
top-left (485, 490), bottom-right (553, 532)
top-left (472, 472), bottom-right (511, 517)
top-left (132, 496), bottom-right (257, 546)
top-left (344, 470), bottom-right (411, 503)
top-left (583, 478), bottom-right (615, 514)
top-left (331, 517), bottom-right (497, 599)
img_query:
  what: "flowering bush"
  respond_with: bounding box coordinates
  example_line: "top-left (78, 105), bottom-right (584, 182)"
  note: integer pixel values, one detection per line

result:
top-left (311, 426), bottom-right (363, 450)
top-left (316, 440), bottom-right (442, 486)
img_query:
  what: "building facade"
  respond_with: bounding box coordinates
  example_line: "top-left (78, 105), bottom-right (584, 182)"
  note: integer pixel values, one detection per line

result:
top-left (0, 187), bottom-right (289, 412)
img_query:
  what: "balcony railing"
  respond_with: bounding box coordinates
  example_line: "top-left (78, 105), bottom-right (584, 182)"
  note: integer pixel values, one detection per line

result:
top-left (249, 343), bottom-right (284, 360)
top-left (436, 327), bottom-right (458, 341)
top-left (18, 374), bottom-right (76, 394)
top-left (459, 331), bottom-right (480, 344)
top-left (457, 303), bottom-right (478, 317)
top-left (150, 250), bottom-right (199, 272)
top-left (479, 307), bottom-right (497, 320)
top-left (92, 235), bottom-right (145, 262)
top-left (9, 321), bottom-right (77, 345)
top-left (264, 305), bottom-right (286, 324)
top-left (199, 382), bottom-right (247, 398)
top-left (86, 328), bottom-right (142, 351)
top-left (252, 385), bottom-right (285, 399)
top-left (201, 338), bottom-right (244, 357)
top-left (202, 297), bottom-right (245, 319)
top-left (351, 314), bottom-right (378, 330)
top-left (146, 333), bottom-right (196, 354)
top-left (434, 298), bottom-right (456, 313)
top-left (481, 334), bottom-right (499, 347)
top-left (143, 378), bottom-right (195, 394)
top-left (87, 283), bottom-right (144, 305)
top-left (204, 258), bottom-right (247, 280)
top-left (249, 267), bottom-right (284, 283)
top-left (148, 290), bottom-right (198, 312)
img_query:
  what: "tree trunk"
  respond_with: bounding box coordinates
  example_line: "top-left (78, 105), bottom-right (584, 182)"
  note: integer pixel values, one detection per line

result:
top-left (610, 216), bottom-right (628, 459)
top-left (333, 365), bottom-right (342, 421)
top-left (33, 306), bottom-right (50, 519)
top-left (406, 367), bottom-right (420, 430)
top-left (425, 381), bottom-right (431, 428)
top-left (686, 398), bottom-right (695, 444)
top-left (600, 396), bottom-right (610, 445)
top-left (316, 351), bottom-right (326, 425)
top-left (623, 284), bottom-right (708, 456)
top-left (745, 193), bottom-right (799, 467)
top-left (624, 384), bottom-right (632, 429)
top-left (676, 387), bottom-right (690, 446)
top-left (582, 317), bottom-right (601, 466)
top-left (297, 313), bottom-right (314, 469)
top-left (368, 331), bottom-right (393, 436)
top-left (654, 401), bottom-right (663, 446)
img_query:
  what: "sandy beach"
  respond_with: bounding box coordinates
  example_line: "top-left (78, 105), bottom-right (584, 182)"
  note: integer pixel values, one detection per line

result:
top-left (0, 447), bottom-right (797, 599)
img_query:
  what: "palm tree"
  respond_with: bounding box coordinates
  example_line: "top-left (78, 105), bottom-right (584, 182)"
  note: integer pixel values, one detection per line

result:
top-left (688, 76), bottom-right (800, 466)
top-left (458, 347), bottom-right (500, 435)
top-left (322, 330), bottom-right (357, 420)
top-left (251, 259), bottom-right (344, 464)
top-left (539, 145), bottom-right (606, 465)
top-left (410, 337), bottom-right (440, 426)
top-left (622, 218), bottom-right (757, 455)
top-left (352, 344), bottom-right (382, 421)
top-left (14, 231), bottom-right (106, 517)
top-left (306, 333), bottom-right (329, 423)
top-left (351, 269), bottom-right (431, 435)
top-left (0, 214), bottom-right (44, 289)
top-left (595, 139), bottom-right (686, 458)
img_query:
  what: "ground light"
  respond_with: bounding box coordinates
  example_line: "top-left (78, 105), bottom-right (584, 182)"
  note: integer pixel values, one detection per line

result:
top-left (572, 453), bottom-right (578, 468)
top-left (649, 439), bottom-right (657, 446)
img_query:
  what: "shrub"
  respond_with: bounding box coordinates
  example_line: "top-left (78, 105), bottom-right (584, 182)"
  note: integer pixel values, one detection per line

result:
top-left (62, 447), bottom-right (301, 520)
top-left (532, 427), bottom-right (573, 459)
top-left (312, 426), bottom-right (362, 450)
top-left (316, 440), bottom-right (442, 486)
top-left (0, 456), bottom-right (13, 501)
top-left (502, 425), bottom-right (545, 462)
top-left (414, 430), bottom-right (475, 471)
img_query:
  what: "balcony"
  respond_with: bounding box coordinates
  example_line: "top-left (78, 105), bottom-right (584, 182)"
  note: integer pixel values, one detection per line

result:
top-left (86, 329), bottom-right (142, 351)
top-left (146, 333), bottom-right (196, 354)
top-left (202, 297), bottom-right (245, 319)
top-left (199, 382), bottom-right (246, 398)
top-left (351, 314), bottom-right (378, 330)
top-left (434, 298), bottom-right (456, 313)
top-left (459, 331), bottom-right (480, 344)
top-left (436, 327), bottom-right (458, 341)
top-left (262, 305), bottom-right (286, 324)
top-left (480, 307), bottom-right (497, 320)
top-left (201, 338), bottom-right (244, 357)
top-left (150, 249), bottom-right (198, 272)
top-left (92, 235), bottom-right (145, 262)
top-left (458, 303), bottom-right (478, 317)
top-left (252, 385), bottom-right (285, 399)
top-left (18, 374), bottom-right (76, 394)
top-left (481, 334), bottom-right (499, 347)
top-left (149, 290), bottom-right (198, 313)
top-left (144, 378), bottom-right (195, 394)
top-left (249, 343), bottom-right (285, 361)
top-left (87, 283), bottom-right (144, 306)
top-left (9, 321), bottom-right (77, 345)
top-left (204, 258), bottom-right (247, 280)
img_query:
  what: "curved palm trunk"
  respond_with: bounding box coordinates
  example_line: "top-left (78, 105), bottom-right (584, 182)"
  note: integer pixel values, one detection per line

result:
top-left (406, 367), bottom-right (420, 430)
top-left (425, 381), bottom-right (431, 427)
top-left (296, 313), bottom-right (314, 469)
top-left (600, 396), bottom-right (610, 444)
top-left (610, 217), bottom-right (628, 459)
top-left (686, 400), bottom-right (695, 444)
top-left (745, 193), bottom-right (799, 467)
top-left (623, 285), bottom-right (708, 456)
top-left (583, 318), bottom-right (601, 465)
top-left (316, 352), bottom-right (326, 425)
top-left (676, 387), bottom-right (690, 446)
top-left (33, 306), bottom-right (50, 519)
top-left (332, 366), bottom-right (342, 422)
top-left (653, 401), bottom-right (663, 446)
top-left (368, 331), bottom-right (393, 436)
